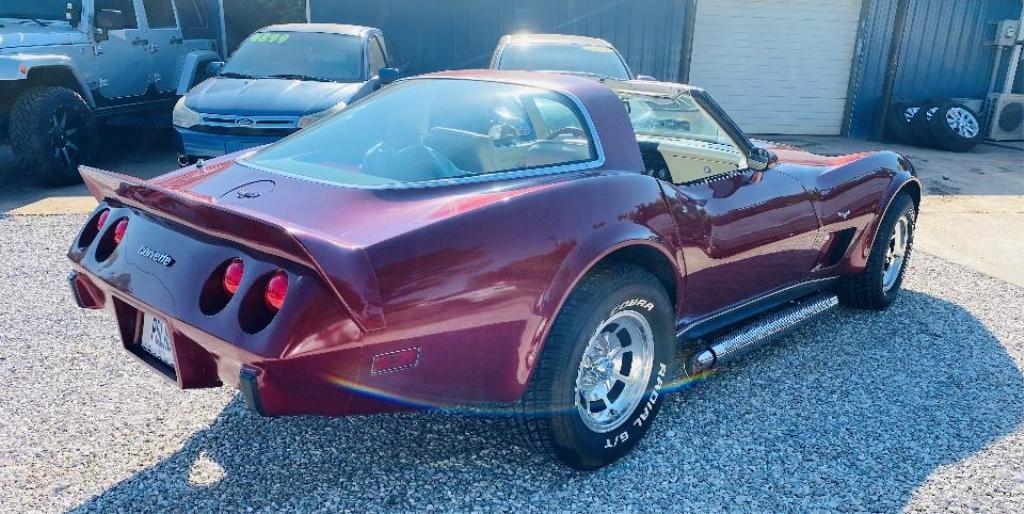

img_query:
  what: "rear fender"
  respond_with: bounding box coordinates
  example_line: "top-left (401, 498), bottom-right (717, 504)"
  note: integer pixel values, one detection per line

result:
top-left (524, 221), bottom-right (682, 387)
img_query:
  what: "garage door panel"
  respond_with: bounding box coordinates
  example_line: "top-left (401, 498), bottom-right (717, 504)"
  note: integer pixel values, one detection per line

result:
top-left (688, 0), bottom-right (862, 135)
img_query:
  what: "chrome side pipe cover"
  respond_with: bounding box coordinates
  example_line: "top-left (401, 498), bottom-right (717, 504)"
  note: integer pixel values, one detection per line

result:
top-left (691, 293), bottom-right (839, 373)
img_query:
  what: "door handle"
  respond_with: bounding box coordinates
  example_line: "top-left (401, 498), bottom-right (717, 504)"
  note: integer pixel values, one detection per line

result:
top-left (169, 36), bottom-right (183, 45)
top-left (132, 37), bottom-right (149, 46)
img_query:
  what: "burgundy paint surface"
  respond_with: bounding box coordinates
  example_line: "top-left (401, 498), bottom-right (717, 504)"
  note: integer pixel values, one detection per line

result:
top-left (68, 71), bottom-right (918, 416)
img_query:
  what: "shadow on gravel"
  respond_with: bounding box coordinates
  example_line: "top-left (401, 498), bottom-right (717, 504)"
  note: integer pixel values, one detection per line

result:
top-left (71, 291), bottom-right (1024, 512)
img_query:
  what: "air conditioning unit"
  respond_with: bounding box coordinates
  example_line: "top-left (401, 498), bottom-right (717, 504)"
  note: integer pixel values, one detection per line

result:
top-left (986, 93), bottom-right (1024, 141)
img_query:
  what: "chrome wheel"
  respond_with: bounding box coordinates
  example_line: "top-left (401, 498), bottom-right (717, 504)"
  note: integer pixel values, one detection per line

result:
top-left (945, 107), bottom-right (979, 139)
top-left (575, 310), bottom-right (654, 433)
top-left (882, 213), bottom-right (912, 292)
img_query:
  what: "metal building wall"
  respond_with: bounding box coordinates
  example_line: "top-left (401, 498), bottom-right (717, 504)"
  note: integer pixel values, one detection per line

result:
top-left (846, 0), bottom-right (1021, 138)
top-left (894, 0), bottom-right (1020, 100)
top-left (309, 0), bottom-right (691, 80)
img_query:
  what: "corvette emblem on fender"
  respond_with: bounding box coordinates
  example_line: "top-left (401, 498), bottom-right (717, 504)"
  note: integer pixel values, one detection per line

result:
top-left (137, 246), bottom-right (175, 267)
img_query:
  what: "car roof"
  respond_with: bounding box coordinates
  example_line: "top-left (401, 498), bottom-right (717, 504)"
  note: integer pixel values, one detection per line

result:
top-left (261, 23), bottom-right (378, 37)
top-left (502, 33), bottom-right (614, 48)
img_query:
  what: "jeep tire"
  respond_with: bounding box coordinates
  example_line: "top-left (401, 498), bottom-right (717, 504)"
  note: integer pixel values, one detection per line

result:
top-left (515, 263), bottom-right (675, 470)
top-left (10, 86), bottom-right (98, 185)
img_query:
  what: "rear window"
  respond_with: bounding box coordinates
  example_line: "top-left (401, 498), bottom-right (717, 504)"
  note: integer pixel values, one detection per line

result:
top-left (141, 0), bottom-right (176, 28)
top-left (245, 79), bottom-right (597, 187)
top-left (498, 43), bottom-right (631, 80)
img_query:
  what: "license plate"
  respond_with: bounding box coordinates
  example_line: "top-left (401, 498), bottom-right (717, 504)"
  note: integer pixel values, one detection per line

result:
top-left (140, 314), bottom-right (175, 368)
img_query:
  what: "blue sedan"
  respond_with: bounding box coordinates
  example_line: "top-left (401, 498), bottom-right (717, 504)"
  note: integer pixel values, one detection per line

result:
top-left (172, 23), bottom-right (405, 160)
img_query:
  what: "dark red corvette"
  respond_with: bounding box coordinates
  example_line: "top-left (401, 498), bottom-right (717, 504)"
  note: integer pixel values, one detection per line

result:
top-left (68, 71), bottom-right (919, 469)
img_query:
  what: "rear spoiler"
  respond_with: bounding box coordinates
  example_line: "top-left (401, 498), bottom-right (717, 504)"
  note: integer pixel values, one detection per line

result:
top-left (79, 166), bottom-right (386, 332)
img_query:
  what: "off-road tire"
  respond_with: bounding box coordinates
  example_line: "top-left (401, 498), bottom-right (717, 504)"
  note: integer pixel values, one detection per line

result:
top-left (836, 193), bottom-right (916, 310)
top-left (514, 263), bottom-right (675, 470)
top-left (9, 86), bottom-right (98, 185)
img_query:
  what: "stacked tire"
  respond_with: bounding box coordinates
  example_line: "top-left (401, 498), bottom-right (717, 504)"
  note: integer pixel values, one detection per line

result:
top-left (887, 98), bottom-right (982, 152)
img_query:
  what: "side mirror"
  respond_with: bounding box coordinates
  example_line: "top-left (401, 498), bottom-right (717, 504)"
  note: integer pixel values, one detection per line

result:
top-left (378, 67), bottom-right (400, 85)
top-left (94, 9), bottom-right (126, 31)
top-left (636, 74), bottom-right (657, 81)
top-left (205, 61), bottom-right (226, 76)
top-left (747, 147), bottom-right (777, 172)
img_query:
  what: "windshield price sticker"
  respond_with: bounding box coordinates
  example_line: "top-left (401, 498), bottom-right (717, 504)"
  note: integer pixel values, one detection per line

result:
top-left (250, 33), bottom-right (291, 44)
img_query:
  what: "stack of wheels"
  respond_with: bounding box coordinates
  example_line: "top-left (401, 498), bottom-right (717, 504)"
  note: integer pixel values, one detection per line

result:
top-left (888, 98), bottom-right (982, 152)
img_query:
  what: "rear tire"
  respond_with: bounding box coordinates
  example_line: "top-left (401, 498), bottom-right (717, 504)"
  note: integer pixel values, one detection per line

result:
top-left (514, 263), bottom-right (675, 470)
top-left (9, 86), bottom-right (98, 186)
top-left (836, 193), bottom-right (916, 310)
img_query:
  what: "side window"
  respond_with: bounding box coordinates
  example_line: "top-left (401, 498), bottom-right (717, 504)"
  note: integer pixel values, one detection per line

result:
top-left (95, 0), bottom-right (139, 29)
top-left (368, 37), bottom-right (386, 76)
top-left (141, 0), bottom-right (177, 29)
top-left (533, 96), bottom-right (587, 139)
top-left (382, 36), bottom-right (405, 67)
top-left (177, 0), bottom-right (209, 38)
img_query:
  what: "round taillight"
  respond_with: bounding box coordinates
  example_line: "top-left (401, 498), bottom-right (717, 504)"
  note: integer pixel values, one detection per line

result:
top-left (264, 271), bottom-right (288, 311)
top-left (223, 259), bottom-right (244, 295)
top-left (113, 219), bottom-right (128, 245)
top-left (95, 209), bottom-right (110, 231)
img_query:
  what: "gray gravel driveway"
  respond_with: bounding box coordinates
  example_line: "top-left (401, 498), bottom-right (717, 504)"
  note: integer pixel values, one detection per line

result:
top-left (1, 214), bottom-right (1022, 513)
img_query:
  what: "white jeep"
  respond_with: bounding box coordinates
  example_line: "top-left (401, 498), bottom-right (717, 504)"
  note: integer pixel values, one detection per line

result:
top-left (0, 0), bottom-right (221, 184)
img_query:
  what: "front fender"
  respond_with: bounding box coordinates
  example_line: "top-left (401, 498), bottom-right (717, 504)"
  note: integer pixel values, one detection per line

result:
top-left (0, 54), bottom-right (95, 107)
top-left (176, 50), bottom-right (222, 95)
top-left (842, 154), bottom-right (920, 273)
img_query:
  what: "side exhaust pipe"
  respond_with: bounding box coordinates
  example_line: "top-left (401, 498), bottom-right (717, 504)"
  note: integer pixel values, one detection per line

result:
top-left (177, 154), bottom-right (197, 167)
top-left (691, 293), bottom-right (839, 373)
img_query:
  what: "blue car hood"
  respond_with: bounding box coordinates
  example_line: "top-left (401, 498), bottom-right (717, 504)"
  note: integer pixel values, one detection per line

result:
top-left (186, 77), bottom-right (366, 116)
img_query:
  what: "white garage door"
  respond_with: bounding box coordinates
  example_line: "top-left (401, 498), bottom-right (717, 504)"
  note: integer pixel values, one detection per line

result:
top-left (688, 0), bottom-right (862, 135)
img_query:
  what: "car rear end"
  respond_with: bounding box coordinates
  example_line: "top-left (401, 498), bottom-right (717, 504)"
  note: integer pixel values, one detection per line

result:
top-left (67, 165), bottom-right (378, 416)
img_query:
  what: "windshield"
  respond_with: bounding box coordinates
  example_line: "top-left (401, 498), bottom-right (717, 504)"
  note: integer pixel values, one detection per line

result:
top-left (622, 93), bottom-right (733, 146)
top-left (222, 32), bottom-right (365, 82)
top-left (498, 43), bottom-right (631, 80)
top-left (0, 0), bottom-right (78, 21)
top-left (246, 79), bottom-right (597, 187)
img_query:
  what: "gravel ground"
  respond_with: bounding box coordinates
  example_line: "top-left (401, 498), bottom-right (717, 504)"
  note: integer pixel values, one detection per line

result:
top-left (1, 214), bottom-right (1022, 513)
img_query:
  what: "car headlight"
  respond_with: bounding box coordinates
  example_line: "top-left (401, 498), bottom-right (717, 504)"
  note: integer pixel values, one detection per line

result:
top-left (172, 97), bottom-right (201, 128)
top-left (297, 102), bottom-right (347, 129)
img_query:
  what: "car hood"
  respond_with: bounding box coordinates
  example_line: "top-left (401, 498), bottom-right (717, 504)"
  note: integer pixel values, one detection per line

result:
top-left (186, 77), bottom-right (366, 117)
top-left (0, 22), bottom-right (84, 49)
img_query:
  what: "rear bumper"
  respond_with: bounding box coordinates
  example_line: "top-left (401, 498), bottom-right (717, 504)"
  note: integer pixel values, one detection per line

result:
top-left (175, 126), bottom-right (287, 158)
top-left (68, 269), bottom-right (399, 418)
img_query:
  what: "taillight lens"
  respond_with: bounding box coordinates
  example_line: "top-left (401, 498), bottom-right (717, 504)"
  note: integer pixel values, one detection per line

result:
top-left (95, 209), bottom-right (110, 231)
top-left (264, 271), bottom-right (288, 311)
top-left (113, 219), bottom-right (128, 245)
top-left (223, 259), bottom-right (244, 295)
